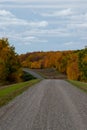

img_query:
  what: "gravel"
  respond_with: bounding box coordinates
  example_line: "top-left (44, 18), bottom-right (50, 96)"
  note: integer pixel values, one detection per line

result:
top-left (0, 79), bottom-right (87, 130)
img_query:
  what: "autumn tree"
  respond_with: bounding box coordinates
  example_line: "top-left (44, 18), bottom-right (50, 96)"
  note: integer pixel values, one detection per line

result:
top-left (0, 38), bottom-right (22, 83)
top-left (78, 48), bottom-right (87, 81)
top-left (67, 53), bottom-right (80, 80)
top-left (19, 49), bottom-right (86, 82)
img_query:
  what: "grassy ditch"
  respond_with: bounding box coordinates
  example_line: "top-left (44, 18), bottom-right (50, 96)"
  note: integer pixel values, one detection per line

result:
top-left (68, 80), bottom-right (87, 93)
top-left (0, 79), bottom-right (40, 107)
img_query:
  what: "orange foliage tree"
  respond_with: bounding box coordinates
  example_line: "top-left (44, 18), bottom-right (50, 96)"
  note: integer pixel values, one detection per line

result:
top-left (0, 38), bottom-right (22, 83)
top-left (67, 53), bottom-right (80, 80)
top-left (19, 49), bottom-right (86, 82)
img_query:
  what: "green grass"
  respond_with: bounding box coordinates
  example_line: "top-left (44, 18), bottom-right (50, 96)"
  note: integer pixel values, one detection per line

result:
top-left (0, 79), bottom-right (40, 107)
top-left (68, 80), bottom-right (87, 93)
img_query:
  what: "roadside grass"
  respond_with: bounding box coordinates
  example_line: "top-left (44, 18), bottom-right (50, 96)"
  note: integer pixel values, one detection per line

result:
top-left (68, 80), bottom-right (87, 93)
top-left (0, 79), bottom-right (40, 107)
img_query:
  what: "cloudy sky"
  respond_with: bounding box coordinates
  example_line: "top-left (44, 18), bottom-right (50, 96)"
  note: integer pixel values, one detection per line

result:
top-left (0, 0), bottom-right (87, 54)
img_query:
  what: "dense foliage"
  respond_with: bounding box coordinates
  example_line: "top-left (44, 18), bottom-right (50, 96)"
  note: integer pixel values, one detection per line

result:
top-left (0, 38), bottom-right (22, 83)
top-left (0, 38), bottom-right (86, 83)
top-left (19, 49), bottom-right (87, 82)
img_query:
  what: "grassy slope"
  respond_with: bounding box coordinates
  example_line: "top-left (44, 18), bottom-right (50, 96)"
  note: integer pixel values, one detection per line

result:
top-left (0, 79), bottom-right (40, 107)
top-left (68, 80), bottom-right (87, 93)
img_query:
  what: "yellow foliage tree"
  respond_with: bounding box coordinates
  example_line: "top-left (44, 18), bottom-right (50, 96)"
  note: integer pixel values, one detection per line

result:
top-left (67, 54), bottom-right (80, 80)
top-left (0, 38), bottom-right (22, 83)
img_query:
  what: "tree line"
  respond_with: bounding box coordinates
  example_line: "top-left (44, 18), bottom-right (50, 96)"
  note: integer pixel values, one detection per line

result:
top-left (0, 38), bottom-right (87, 83)
top-left (19, 49), bottom-right (87, 82)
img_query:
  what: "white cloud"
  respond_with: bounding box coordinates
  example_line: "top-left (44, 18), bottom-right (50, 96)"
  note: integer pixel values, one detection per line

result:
top-left (23, 36), bottom-right (36, 41)
top-left (41, 8), bottom-right (73, 17)
top-left (0, 0), bottom-right (86, 3)
top-left (0, 0), bottom-right (87, 9)
top-left (29, 21), bottom-right (48, 27)
top-left (67, 23), bottom-right (87, 30)
top-left (0, 10), bottom-right (14, 17)
top-left (21, 28), bottom-right (71, 38)
top-left (70, 13), bottom-right (87, 23)
top-left (66, 12), bottom-right (87, 37)
top-left (0, 10), bottom-right (48, 28)
top-left (64, 42), bottom-right (82, 48)
top-left (20, 36), bottom-right (46, 44)
top-left (64, 42), bottom-right (74, 46)
top-left (0, 9), bottom-right (48, 46)
top-left (0, 18), bottom-right (28, 26)
top-left (0, 30), bottom-right (48, 45)
top-left (20, 36), bottom-right (48, 44)
top-left (0, 3), bottom-right (87, 53)
top-left (77, 23), bottom-right (87, 28)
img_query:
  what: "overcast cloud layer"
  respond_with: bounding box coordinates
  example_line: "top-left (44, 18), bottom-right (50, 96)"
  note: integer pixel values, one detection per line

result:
top-left (0, 0), bottom-right (87, 53)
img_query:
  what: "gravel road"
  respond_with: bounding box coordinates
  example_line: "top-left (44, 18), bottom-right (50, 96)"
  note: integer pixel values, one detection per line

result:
top-left (0, 79), bottom-right (87, 130)
top-left (23, 68), bottom-right (44, 79)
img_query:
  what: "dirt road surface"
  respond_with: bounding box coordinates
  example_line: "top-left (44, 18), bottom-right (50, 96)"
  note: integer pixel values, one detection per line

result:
top-left (0, 80), bottom-right (87, 130)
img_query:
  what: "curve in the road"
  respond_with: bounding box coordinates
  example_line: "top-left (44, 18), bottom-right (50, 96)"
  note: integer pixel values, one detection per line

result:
top-left (23, 68), bottom-right (44, 79)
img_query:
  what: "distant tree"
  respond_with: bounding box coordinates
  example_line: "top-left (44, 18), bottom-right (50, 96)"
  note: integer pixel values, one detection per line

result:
top-left (19, 49), bottom-right (87, 82)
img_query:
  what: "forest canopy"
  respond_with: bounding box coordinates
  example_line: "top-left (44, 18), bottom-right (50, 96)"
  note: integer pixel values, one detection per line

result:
top-left (19, 49), bottom-right (87, 82)
top-left (0, 38), bottom-right (87, 83)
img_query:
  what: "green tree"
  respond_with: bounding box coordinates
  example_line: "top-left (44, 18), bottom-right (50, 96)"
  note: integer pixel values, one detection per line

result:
top-left (78, 48), bottom-right (87, 81)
